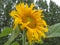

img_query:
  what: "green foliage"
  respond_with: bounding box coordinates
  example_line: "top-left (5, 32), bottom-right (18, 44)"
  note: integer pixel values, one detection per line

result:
top-left (44, 1), bottom-right (60, 25)
top-left (4, 27), bottom-right (20, 45)
top-left (36, 0), bottom-right (60, 25)
top-left (36, 0), bottom-right (60, 45)
top-left (0, 0), bottom-right (22, 30)
top-left (0, 27), bottom-right (12, 38)
top-left (36, 0), bottom-right (48, 9)
top-left (11, 42), bottom-right (19, 45)
top-left (47, 23), bottom-right (60, 38)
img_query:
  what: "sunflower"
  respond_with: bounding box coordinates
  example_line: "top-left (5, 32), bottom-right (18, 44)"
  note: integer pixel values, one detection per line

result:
top-left (10, 3), bottom-right (48, 44)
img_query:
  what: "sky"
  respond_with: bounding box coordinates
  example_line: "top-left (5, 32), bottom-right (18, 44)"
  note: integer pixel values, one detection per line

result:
top-left (34, 0), bottom-right (60, 6)
top-left (46, 0), bottom-right (60, 6)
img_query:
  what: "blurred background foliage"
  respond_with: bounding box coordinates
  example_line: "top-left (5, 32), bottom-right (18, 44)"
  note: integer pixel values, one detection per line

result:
top-left (0, 0), bottom-right (60, 45)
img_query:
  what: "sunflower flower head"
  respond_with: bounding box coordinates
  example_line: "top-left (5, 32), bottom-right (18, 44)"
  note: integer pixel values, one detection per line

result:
top-left (10, 3), bottom-right (48, 44)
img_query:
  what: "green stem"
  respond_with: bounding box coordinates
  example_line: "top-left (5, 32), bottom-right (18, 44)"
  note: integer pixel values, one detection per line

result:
top-left (22, 30), bottom-right (26, 45)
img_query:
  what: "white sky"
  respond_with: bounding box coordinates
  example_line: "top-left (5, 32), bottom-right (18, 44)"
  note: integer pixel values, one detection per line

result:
top-left (46, 0), bottom-right (60, 6)
top-left (34, 0), bottom-right (60, 6)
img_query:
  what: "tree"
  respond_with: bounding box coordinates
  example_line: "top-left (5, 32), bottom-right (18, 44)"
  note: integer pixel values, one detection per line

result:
top-left (36, 0), bottom-right (60, 45)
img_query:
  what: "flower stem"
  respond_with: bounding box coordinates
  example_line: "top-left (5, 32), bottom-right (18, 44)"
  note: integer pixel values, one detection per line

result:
top-left (22, 30), bottom-right (26, 45)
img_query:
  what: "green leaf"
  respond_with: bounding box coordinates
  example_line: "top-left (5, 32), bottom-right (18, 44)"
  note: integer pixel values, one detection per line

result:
top-left (25, 42), bottom-right (29, 45)
top-left (47, 23), bottom-right (60, 38)
top-left (0, 27), bottom-right (12, 38)
top-left (4, 27), bottom-right (21, 45)
top-left (11, 42), bottom-right (19, 45)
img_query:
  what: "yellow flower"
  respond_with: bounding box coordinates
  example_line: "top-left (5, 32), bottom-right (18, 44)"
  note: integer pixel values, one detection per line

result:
top-left (10, 3), bottom-right (48, 44)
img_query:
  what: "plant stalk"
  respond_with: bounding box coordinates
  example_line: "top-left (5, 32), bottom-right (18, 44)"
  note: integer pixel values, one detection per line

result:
top-left (22, 30), bottom-right (26, 45)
